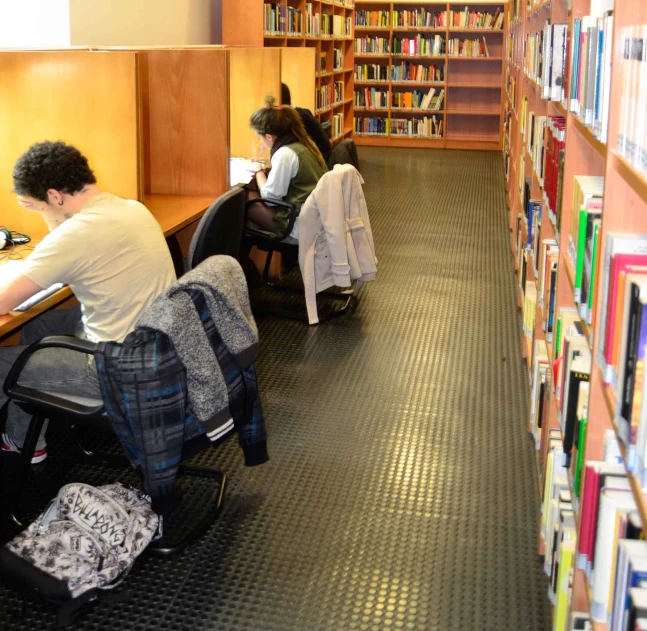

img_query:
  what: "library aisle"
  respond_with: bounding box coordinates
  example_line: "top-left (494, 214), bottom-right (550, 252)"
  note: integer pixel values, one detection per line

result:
top-left (0, 148), bottom-right (551, 631)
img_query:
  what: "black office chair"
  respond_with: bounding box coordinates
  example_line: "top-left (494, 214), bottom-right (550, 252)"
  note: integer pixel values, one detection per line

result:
top-left (0, 187), bottom-right (248, 552)
top-left (243, 197), bottom-right (354, 322)
top-left (326, 139), bottom-right (360, 172)
top-left (185, 187), bottom-right (245, 271)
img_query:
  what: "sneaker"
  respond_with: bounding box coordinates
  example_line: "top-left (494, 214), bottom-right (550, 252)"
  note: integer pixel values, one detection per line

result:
top-left (1, 433), bottom-right (48, 463)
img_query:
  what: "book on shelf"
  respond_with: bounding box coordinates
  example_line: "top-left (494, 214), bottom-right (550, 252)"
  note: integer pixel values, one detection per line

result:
top-left (572, 381), bottom-right (590, 499)
top-left (530, 340), bottom-right (549, 445)
top-left (617, 25), bottom-right (647, 175)
top-left (333, 48), bottom-right (344, 71)
top-left (590, 489), bottom-right (637, 623)
top-left (264, 2), bottom-right (286, 35)
top-left (615, 276), bottom-right (647, 455)
top-left (393, 34), bottom-right (445, 57)
top-left (567, 176), bottom-right (604, 304)
top-left (610, 538), bottom-right (647, 631)
top-left (543, 117), bottom-right (566, 226)
top-left (576, 461), bottom-right (628, 575)
top-left (393, 8), bottom-right (446, 29)
top-left (449, 7), bottom-right (503, 30)
top-left (540, 434), bottom-right (567, 557)
top-left (568, 7), bottom-right (614, 143)
top-left (553, 309), bottom-right (580, 400)
top-left (354, 36), bottom-right (390, 55)
top-left (448, 36), bottom-right (489, 57)
top-left (305, 3), bottom-right (320, 37)
top-left (523, 281), bottom-right (538, 339)
top-left (570, 612), bottom-right (591, 630)
top-left (628, 589), bottom-right (647, 630)
top-left (331, 113), bottom-right (343, 139)
top-left (389, 115), bottom-right (443, 138)
top-left (580, 218), bottom-right (602, 324)
top-left (562, 352), bottom-right (591, 467)
top-left (555, 320), bottom-right (587, 411)
top-left (355, 87), bottom-right (388, 109)
top-left (391, 61), bottom-right (444, 83)
top-left (548, 493), bottom-right (574, 605)
top-left (355, 63), bottom-right (389, 82)
top-left (598, 234), bottom-right (647, 385)
top-left (354, 116), bottom-right (387, 135)
top-left (355, 9), bottom-right (389, 28)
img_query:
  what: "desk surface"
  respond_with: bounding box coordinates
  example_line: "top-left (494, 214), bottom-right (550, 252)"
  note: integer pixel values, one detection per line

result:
top-left (0, 195), bottom-right (215, 340)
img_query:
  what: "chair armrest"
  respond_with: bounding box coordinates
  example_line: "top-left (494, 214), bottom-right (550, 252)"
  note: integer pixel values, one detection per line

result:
top-left (3, 335), bottom-right (105, 417)
top-left (244, 198), bottom-right (298, 242)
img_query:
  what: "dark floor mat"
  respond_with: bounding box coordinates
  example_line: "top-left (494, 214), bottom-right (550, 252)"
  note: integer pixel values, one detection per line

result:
top-left (0, 148), bottom-right (551, 631)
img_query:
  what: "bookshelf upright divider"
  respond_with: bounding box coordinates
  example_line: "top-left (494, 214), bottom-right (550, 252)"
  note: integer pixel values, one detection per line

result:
top-left (354, 0), bottom-right (508, 149)
top-left (225, 0), bottom-right (356, 143)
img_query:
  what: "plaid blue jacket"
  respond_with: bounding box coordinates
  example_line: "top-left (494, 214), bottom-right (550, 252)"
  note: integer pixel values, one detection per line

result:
top-left (95, 291), bottom-right (268, 499)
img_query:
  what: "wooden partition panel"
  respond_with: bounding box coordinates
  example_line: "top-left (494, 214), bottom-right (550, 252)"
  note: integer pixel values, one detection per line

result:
top-left (0, 51), bottom-right (141, 240)
top-left (229, 48), bottom-right (281, 159)
top-left (281, 48), bottom-right (316, 113)
top-left (140, 48), bottom-right (229, 197)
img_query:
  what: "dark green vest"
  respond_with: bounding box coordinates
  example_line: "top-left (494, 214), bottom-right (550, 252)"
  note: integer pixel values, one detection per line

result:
top-left (274, 142), bottom-right (326, 233)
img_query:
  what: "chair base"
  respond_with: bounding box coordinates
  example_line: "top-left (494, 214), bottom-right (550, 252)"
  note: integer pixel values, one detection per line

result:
top-left (148, 465), bottom-right (226, 557)
top-left (3, 415), bottom-right (227, 557)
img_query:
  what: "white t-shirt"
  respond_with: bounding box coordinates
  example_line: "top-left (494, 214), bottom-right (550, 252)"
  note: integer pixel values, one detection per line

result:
top-left (20, 192), bottom-right (176, 342)
top-left (260, 146), bottom-right (301, 238)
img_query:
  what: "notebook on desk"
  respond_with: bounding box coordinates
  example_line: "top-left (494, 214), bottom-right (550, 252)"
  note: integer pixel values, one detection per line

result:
top-left (230, 158), bottom-right (259, 186)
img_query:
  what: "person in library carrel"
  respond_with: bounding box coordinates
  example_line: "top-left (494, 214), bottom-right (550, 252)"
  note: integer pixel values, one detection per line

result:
top-left (281, 82), bottom-right (332, 162)
top-left (245, 95), bottom-right (327, 238)
top-left (0, 141), bottom-right (176, 463)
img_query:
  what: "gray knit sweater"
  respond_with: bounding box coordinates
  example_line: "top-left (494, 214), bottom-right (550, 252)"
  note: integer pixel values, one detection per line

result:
top-left (137, 256), bottom-right (258, 441)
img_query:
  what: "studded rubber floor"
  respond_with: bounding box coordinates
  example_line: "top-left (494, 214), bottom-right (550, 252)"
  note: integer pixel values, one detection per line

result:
top-left (0, 148), bottom-right (552, 630)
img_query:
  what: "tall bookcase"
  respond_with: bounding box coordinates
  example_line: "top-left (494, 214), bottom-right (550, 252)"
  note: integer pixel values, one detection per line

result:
top-left (223, 0), bottom-right (356, 143)
top-left (354, 0), bottom-right (508, 149)
top-left (506, 0), bottom-right (647, 627)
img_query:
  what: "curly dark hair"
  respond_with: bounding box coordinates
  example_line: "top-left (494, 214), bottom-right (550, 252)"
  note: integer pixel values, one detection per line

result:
top-left (12, 141), bottom-right (97, 201)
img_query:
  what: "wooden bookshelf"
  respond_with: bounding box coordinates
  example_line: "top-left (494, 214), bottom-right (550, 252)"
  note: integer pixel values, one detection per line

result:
top-left (223, 0), bottom-right (355, 144)
top-left (353, 0), bottom-right (508, 148)
top-left (506, 0), bottom-right (647, 627)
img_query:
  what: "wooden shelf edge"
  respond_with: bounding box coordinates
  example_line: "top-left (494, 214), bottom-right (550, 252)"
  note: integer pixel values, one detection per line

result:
top-left (613, 152), bottom-right (647, 207)
top-left (571, 115), bottom-right (607, 159)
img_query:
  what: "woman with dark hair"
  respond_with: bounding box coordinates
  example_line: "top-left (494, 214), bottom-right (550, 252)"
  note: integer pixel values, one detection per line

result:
top-left (246, 95), bottom-right (327, 237)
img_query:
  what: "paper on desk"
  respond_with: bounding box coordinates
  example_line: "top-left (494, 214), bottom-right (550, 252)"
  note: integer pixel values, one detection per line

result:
top-left (229, 158), bottom-right (256, 186)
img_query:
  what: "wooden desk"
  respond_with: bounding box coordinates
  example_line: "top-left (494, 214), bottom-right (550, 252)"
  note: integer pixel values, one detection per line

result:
top-left (0, 195), bottom-right (214, 341)
top-left (145, 194), bottom-right (214, 236)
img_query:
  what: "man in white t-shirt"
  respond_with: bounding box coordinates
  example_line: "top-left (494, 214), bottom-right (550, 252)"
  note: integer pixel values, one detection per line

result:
top-left (0, 141), bottom-right (176, 463)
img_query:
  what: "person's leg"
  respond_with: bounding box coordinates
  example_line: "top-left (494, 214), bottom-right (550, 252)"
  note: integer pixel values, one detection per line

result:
top-left (245, 189), bottom-right (279, 232)
top-left (1, 306), bottom-right (100, 453)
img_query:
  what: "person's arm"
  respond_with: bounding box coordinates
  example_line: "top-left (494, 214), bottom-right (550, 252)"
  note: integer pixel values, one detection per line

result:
top-left (260, 148), bottom-right (299, 201)
top-left (0, 268), bottom-right (44, 315)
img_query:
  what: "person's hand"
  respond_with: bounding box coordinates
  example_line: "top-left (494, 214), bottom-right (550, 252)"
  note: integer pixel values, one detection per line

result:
top-left (246, 161), bottom-right (265, 174)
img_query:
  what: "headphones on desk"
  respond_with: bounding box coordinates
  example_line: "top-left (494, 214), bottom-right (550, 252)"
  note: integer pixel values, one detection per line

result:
top-left (0, 227), bottom-right (31, 250)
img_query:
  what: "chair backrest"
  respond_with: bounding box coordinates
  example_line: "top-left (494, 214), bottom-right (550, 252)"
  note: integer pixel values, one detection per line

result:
top-left (326, 139), bottom-right (360, 172)
top-left (187, 187), bottom-right (245, 271)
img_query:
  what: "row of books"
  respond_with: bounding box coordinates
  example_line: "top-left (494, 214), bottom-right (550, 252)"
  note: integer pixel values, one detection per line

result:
top-left (353, 116), bottom-right (387, 135)
top-left (568, 9), bottom-right (614, 144)
top-left (315, 82), bottom-right (344, 112)
top-left (354, 10), bottom-right (389, 28)
top-left (331, 113), bottom-right (343, 140)
top-left (392, 88), bottom-right (444, 111)
top-left (392, 35), bottom-right (445, 57)
top-left (449, 7), bottom-right (503, 30)
top-left (392, 9), bottom-right (445, 29)
top-left (354, 63), bottom-right (389, 82)
top-left (526, 23), bottom-right (568, 103)
top-left (447, 36), bottom-right (489, 58)
top-left (354, 8), bottom-right (503, 30)
top-left (542, 116), bottom-right (566, 232)
top-left (354, 36), bottom-right (390, 55)
top-left (617, 25), bottom-right (647, 177)
top-left (333, 48), bottom-right (344, 71)
top-left (354, 88), bottom-right (388, 109)
top-left (263, 3), bottom-right (290, 35)
top-left (567, 175), bottom-right (603, 326)
top-left (391, 61), bottom-right (444, 83)
top-left (594, 233), bottom-right (647, 494)
top-left (321, 14), bottom-right (352, 38)
top-left (390, 115), bottom-right (443, 138)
